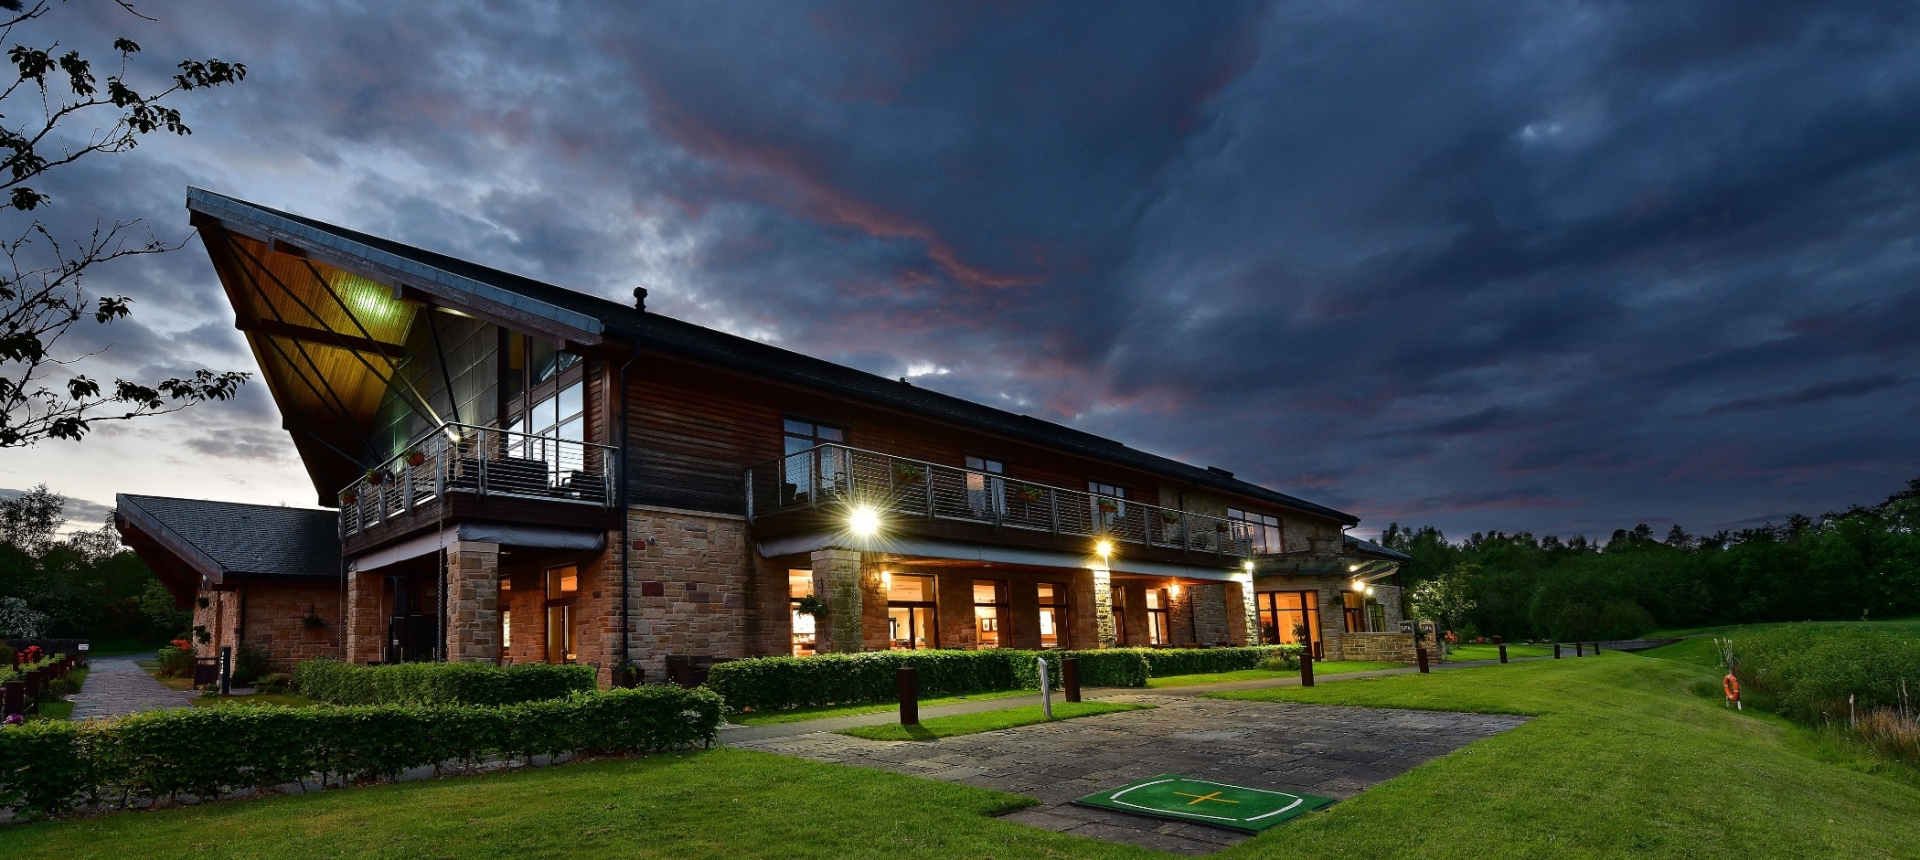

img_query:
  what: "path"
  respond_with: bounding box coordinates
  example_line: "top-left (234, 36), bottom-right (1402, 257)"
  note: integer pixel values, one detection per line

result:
top-left (64, 656), bottom-right (196, 721)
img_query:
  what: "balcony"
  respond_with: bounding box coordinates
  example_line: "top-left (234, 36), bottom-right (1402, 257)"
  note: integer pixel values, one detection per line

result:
top-left (340, 422), bottom-right (616, 538)
top-left (744, 444), bottom-right (1254, 563)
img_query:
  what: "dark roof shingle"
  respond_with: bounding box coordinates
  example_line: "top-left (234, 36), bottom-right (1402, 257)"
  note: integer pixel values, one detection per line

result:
top-left (117, 494), bottom-right (340, 580)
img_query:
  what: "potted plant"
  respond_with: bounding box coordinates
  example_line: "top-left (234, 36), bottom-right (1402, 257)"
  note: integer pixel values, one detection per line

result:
top-left (1214, 521), bottom-right (1231, 533)
top-left (339, 488), bottom-right (359, 505)
top-left (1097, 498), bottom-right (1119, 515)
top-left (302, 605), bottom-right (327, 631)
top-left (404, 448), bottom-right (426, 468)
top-left (364, 468), bottom-right (385, 486)
top-left (892, 463), bottom-right (925, 484)
top-left (1158, 511), bottom-right (1182, 526)
top-left (1018, 484), bottom-right (1045, 502)
top-left (794, 595), bottom-right (827, 618)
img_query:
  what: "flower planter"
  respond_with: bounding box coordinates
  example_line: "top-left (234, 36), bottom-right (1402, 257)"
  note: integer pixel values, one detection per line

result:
top-left (404, 451), bottom-right (426, 468)
top-left (1018, 486), bottom-right (1045, 502)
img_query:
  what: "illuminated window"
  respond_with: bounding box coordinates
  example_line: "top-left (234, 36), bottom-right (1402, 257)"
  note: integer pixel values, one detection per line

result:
top-left (782, 417), bottom-right (848, 497)
top-left (500, 577), bottom-right (512, 654)
top-left (1088, 481), bottom-right (1127, 528)
top-left (1145, 588), bottom-right (1171, 646)
top-left (544, 565), bottom-right (578, 664)
top-left (964, 456), bottom-right (1006, 519)
top-left (973, 579), bottom-right (1007, 649)
top-left (886, 573), bottom-right (937, 650)
top-left (1037, 582), bottom-right (1068, 649)
top-left (1257, 591), bottom-right (1322, 657)
top-left (789, 569), bottom-right (816, 656)
top-left (1227, 509), bottom-right (1283, 554)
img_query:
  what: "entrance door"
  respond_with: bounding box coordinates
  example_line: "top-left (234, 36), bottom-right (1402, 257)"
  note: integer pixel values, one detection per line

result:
top-left (1257, 591), bottom-right (1323, 658)
top-left (886, 573), bottom-right (937, 649)
top-left (1343, 591), bottom-right (1368, 633)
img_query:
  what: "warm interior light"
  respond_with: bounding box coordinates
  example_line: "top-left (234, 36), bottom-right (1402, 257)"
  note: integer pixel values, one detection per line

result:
top-left (1242, 560), bottom-right (1255, 573)
top-left (881, 570), bottom-right (892, 589)
top-left (1352, 578), bottom-right (1365, 591)
top-left (1168, 582), bottom-right (1182, 597)
top-left (1095, 539), bottom-right (1113, 558)
top-left (848, 505), bottom-right (881, 538)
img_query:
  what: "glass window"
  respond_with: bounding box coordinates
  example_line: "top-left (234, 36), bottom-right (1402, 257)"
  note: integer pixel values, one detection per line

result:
top-left (1145, 588), bottom-right (1171, 646)
top-left (965, 455), bottom-right (1006, 519)
top-left (973, 579), bottom-right (1007, 649)
top-left (789, 569), bottom-right (816, 656)
top-left (1111, 585), bottom-right (1128, 646)
top-left (782, 417), bottom-right (849, 498)
top-left (886, 573), bottom-right (937, 649)
top-left (1228, 509), bottom-right (1284, 554)
top-left (544, 565), bottom-right (578, 664)
top-left (1344, 590), bottom-right (1368, 633)
top-left (529, 338), bottom-right (558, 385)
top-left (1089, 481), bottom-right (1127, 526)
top-left (1037, 582), bottom-right (1067, 649)
top-left (1258, 591), bottom-right (1321, 656)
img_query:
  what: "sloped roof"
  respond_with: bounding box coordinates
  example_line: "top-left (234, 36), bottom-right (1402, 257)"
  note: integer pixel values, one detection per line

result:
top-left (186, 187), bottom-right (1362, 526)
top-left (116, 494), bottom-right (341, 583)
top-left (1345, 535), bottom-right (1412, 563)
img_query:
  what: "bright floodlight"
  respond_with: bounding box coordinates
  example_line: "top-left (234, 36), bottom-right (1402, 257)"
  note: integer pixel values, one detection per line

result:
top-left (848, 505), bottom-right (881, 538)
top-left (1242, 560), bottom-right (1255, 573)
top-left (1095, 539), bottom-right (1113, 558)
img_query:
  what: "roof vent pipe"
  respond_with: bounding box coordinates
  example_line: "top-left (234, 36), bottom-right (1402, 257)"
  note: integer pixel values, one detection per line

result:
top-left (633, 287), bottom-right (648, 311)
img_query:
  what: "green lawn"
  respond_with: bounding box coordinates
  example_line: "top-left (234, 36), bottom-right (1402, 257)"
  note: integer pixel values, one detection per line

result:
top-left (1146, 661), bottom-right (1403, 688)
top-left (135, 660), bottom-right (197, 691)
top-left (1647, 617), bottom-right (1920, 638)
top-left (1442, 643), bottom-right (1554, 662)
top-left (191, 692), bottom-right (316, 709)
top-left (28, 668), bottom-right (86, 721)
top-left (1207, 653), bottom-right (1920, 858)
top-left (727, 688), bottom-right (1032, 726)
top-left (840, 701), bottom-right (1148, 741)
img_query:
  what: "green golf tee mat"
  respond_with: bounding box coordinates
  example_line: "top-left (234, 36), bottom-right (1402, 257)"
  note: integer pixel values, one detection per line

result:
top-left (1073, 774), bottom-right (1335, 833)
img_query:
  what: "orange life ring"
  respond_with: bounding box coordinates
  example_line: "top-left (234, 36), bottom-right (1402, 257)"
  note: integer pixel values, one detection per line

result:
top-left (1723, 673), bottom-right (1740, 702)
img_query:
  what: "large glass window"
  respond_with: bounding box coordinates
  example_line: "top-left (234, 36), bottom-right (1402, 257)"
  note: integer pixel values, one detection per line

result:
top-left (1088, 481), bottom-right (1126, 529)
top-left (973, 579), bottom-right (1006, 649)
top-left (1228, 509), bottom-right (1283, 554)
top-left (501, 333), bottom-right (587, 486)
top-left (500, 577), bottom-right (513, 657)
top-left (1344, 590), bottom-right (1369, 633)
top-left (1258, 591), bottom-right (1322, 657)
top-left (964, 455), bottom-right (1006, 520)
top-left (1111, 585), bottom-right (1129, 646)
top-left (544, 565), bottom-right (578, 664)
top-left (1037, 582), bottom-right (1068, 649)
top-left (1145, 588), bottom-right (1171, 645)
top-left (886, 573), bottom-right (937, 649)
top-left (788, 570), bottom-right (817, 656)
top-left (782, 417), bottom-right (848, 498)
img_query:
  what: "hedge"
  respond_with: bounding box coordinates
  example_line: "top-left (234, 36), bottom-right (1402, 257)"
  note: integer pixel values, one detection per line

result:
top-left (293, 659), bottom-right (597, 706)
top-left (705, 645), bottom-right (1305, 713)
top-left (0, 685), bottom-right (722, 817)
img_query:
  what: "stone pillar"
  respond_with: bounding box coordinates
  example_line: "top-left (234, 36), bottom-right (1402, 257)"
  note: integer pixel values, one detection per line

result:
top-left (345, 567), bottom-right (385, 665)
top-left (1168, 584), bottom-right (1196, 647)
top-left (444, 541), bottom-right (501, 662)
top-left (936, 573), bottom-right (976, 650)
top-left (1120, 581), bottom-right (1150, 645)
top-left (1087, 566), bottom-right (1117, 648)
top-left (861, 560), bottom-right (890, 652)
top-left (810, 549), bottom-right (864, 653)
top-left (1229, 577), bottom-right (1259, 645)
top-left (1190, 583), bottom-right (1230, 646)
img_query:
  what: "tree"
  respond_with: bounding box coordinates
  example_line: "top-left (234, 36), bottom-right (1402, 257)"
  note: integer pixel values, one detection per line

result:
top-left (0, 481), bottom-right (60, 553)
top-left (0, 0), bottom-right (248, 447)
top-left (1409, 562), bottom-right (1477, 649)
top-left (0, 594), bottom-right (47, 637)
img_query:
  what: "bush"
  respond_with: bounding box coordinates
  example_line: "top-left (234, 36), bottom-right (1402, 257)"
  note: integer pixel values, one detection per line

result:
top-left (155, 645), bottom-right (195, 678)
top-left (1732, 626), bottom-right (1920, 723)
top-left (232, 644), bottom-right (272, 687)
top-left (254, 673), bottom-right (294, 695)
top-left (0, 644), bottom-right (12, 666)
top-left (293, 659), bottom-right (597, 706)
top-left (1138, 645), bottom-right (1298, 677)
top-left (0, 685), bottom-right (721, 817)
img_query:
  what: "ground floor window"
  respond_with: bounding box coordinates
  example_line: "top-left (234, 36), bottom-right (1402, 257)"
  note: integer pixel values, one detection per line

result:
top-left (789, 569), bottom-right (816, 656)
top-left (1258, 591), bottom-right (1323, 658)
top-left (1037, 582), bottom-right (1067, 649)
top-left (1111, 585), bottom-right (1128, 646)
top-left (973, 579), bottom-right (1006, 648)
top-left (500, 576), bottom-right (512, 654)
top-left (1145, 588), bottom-right (1170, 645)
top-left (545, 565), bottom-right (578, 664)
top-left (887, 573), bottom-right (937, 649)
top-left (1343, 590), bottom-right (1367, 633)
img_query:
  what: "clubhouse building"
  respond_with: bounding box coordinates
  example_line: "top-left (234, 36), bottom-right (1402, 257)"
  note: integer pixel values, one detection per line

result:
top-left (119, 188), bottom-right (1414, 685)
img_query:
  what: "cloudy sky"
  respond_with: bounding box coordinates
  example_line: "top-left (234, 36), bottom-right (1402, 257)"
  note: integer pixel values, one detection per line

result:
top-left (2, 0), bottom-right (1917, 540)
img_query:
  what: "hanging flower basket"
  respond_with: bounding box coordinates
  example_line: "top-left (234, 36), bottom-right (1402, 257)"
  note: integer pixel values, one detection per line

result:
top-left (364, 469), bottom-right (386, 486)
top-left (892, 463), bottom-right (926, 485)
top-left (795, 595), bottom-right (828, 618)
top-left (404, 449), bottom-right (426, 468)
top-left (1097, 499), bottom-right (1119, 514)
top-left (1159, 511), bottom-right (1183, 526)
top-left (302, 605), bottom-right (327, 631)
top-left (339, 489), bottom-right (359, 505)
top-left (1018, 485), bottom-right (1045, 502)
top-left (1215, 522), bottom-right (1231, 533)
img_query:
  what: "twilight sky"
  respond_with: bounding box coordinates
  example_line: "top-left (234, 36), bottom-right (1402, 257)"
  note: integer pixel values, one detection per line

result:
top-left (2, 1), bottom-right (1917, 540)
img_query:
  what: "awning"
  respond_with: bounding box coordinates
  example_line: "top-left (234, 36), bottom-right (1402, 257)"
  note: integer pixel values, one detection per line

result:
top-left (349, 521), bottom-right (605, 572)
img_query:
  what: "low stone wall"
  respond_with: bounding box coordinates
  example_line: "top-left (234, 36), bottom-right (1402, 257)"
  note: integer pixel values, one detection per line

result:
top-left (1325, 631), bottom-right (1418, 663)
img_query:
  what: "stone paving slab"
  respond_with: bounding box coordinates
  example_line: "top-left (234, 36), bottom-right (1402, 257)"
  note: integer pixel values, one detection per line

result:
top-left (733, 694), bottom-right (1527, 854)
top-left (65, 657), bottom-right (196, 721)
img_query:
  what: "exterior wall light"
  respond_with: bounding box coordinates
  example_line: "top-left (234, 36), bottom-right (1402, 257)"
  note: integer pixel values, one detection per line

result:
top-left (1352, 578), bottom-right (1365, 591)
top-left (849, 505), bottom-right (881, 538)
top-left (1095, 539), bottom-right (1113, 558)
top-left (1242, 560), bottom-right (1255, 573)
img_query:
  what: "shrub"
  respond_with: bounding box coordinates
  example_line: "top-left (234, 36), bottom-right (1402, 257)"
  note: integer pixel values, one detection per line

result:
top-left (293, 659), bottom-right (597, 706)
top-left (232, 644), bottom-right (272, 687)
top-left (254, 673), bottom-right (294, 694)
top-left (0, 644), bottom-right (12, 666)
top-left (0, 685), bottom-right (721, 817)
top-left (1732, 626), bottom-right (1920, 723)
top-left (1138, 645), bottom-right (1299, 677)
top-left (156, 645), bottom-right (195, 678)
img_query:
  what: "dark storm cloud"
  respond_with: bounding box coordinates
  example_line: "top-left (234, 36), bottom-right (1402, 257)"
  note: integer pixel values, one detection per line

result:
top-left (9, 0), bottom-right (1919, 537)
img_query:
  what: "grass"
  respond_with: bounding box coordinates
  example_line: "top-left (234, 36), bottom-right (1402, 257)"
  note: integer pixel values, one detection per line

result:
top-left (1146, 661), bottom-right (1403, 688)
top-left (1442, 643), bottom-right (1554, 662)
top-left (1205, 652), bottom-right (1920, 857)
top-left (134, 660), bottom-right (197, 691)
top-left (28, 668), bottom-right (86, 721)
top-left (1647, 616), bottom-right (1920, 639)
top-left (191, 692), bottom-right (315, 709)
top-left (727, 688), bottom-right (1032, 726)
top-left (839, 700), bottom-right (1148, 741)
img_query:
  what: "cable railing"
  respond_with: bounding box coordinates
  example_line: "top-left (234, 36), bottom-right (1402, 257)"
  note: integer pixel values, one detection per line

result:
top-left (744, 443), bottom-right (1254, 558)
top-left (340, 422), bottom-right (616, 535)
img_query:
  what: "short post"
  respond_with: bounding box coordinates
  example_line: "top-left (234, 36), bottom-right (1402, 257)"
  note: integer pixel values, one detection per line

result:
top-left (219, 645), bottom-right (232, 696)
top-left (1300, 648), bottom-right (1315, 688)
top-left (897, 666), bottom-right (919, 726)
top-left (1062, 656), bottom-right (1082, 703)
top-left (1575, 641), bottom-right (1584, 657)
top-left (1, 680), bottom-right (20, 716)
top-left (1554, 643), bottom-right (1562, 659)
top-left (1591, 641), bottom-right (1601, 655)
top-left (1496, 636), bottom-right (1508, 664)
top-left (1416, 647), bottom-right (1430, 674)
top-left (1037, 656), bottom-right (1053, 719)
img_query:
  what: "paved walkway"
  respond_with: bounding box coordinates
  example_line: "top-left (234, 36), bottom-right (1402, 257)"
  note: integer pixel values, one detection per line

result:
top-left (733, 693), bottom-right (1527, 854)
top-left (65, 656), bottom-right (196, 721)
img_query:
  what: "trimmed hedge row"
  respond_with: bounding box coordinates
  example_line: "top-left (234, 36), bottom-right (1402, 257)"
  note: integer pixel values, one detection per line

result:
top-left (705, 645), bottom-right (1304, 713)
top-left (0, 685), bottom-right (721, 817)
top-left (293, 659), bottom-right (596, 706)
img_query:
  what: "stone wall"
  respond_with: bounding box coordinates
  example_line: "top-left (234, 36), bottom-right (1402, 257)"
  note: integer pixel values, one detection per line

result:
top-left (625, 506), bottom-right (753, 679)
top-left (1189, 583), bottom-right (1232, 646)
top-left (444, 541), bottom-right (500, 662)
top-left (191, 580), bottom-right (344, 674)
top-left (343, 568), bottom-right (384, 665)
top-left (1325, 631), bottom-right (1418, 663)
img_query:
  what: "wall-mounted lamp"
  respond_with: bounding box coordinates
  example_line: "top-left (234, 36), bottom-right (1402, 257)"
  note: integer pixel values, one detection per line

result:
top-left (1168, 582), bottom-right (1182, 597)
top-left (1242, 560), bottom-right (1255, 574)
top-left (1094, 539), bottom-right (1113, 559)
top-left (848, 505), bottom-right (881, 538)
top-left (1352, 578), bottom-right (1365, 592)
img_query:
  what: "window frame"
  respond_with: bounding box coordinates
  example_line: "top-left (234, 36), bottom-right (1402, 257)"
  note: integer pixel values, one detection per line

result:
top-left (1227, 508), bottom-right (1284, 554)
top-left (1036, 581), bottom-right (1069, 650)
top-left (972, 578), bottom-right (1008, 649)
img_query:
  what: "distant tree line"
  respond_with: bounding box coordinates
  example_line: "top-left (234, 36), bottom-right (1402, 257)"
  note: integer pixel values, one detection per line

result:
top-left (1385, 477), bottom-right (1920, 641)
top-left (0, 485), bottom-right (184, 642)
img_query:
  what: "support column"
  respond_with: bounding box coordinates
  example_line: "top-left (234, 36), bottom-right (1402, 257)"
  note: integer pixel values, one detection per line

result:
top-left (1168, 584), bottom-right (1197, 647)
top-left (1087, 566), bottom-right (1117, 648)
top-left (1229, 576), bottom-right (1259, 645)
top-left (1190, 582), bottom-right (1230, 646)
top-left (444, 541), bottom-right (501, 662)
top-left (345, 567), bottom-right (385, 665)
top-left (810, 548), bottom-right (864, 653)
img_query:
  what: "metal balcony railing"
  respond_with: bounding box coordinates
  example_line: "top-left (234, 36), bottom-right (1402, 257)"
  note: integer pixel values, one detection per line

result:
top-left (340, 422), bottom-right (616, 536)
top-left (744, 443), bottom-right (1254, 558)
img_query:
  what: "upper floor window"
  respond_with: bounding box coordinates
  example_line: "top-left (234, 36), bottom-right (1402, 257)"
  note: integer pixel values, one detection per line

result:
top-left (782, 417), bottom-right (848, 495)
top-left (965, 455), bottom-right (1005, 519)
top-left (783, 417), bottom-right (845, 454)
top-left (1228, 509), bottom-right (1283, 554)
top-left (1089, 480), bottom-right (1127, 526)
top-left (503, 332), bottom-right (586, 455)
